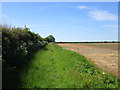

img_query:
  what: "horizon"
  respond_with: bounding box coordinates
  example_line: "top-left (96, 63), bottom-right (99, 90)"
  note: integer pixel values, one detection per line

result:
top-left (2, 2), bottom-right (118, 42)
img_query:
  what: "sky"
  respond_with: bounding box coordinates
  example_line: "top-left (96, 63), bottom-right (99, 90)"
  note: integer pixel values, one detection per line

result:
top-left (1, 2), bottom-right (118, 42)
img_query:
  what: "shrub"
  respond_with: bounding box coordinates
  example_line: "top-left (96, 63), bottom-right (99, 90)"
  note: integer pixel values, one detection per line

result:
top-left (2, 25), bottom-right (55, 67)
top-left (44, 35), bottom-right (55, 42)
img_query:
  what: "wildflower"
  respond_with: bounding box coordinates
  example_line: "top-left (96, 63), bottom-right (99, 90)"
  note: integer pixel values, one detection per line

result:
top-left (25, 50), bottom-right (28, 53)
top-left (102, 72), bottom-right (105, 75)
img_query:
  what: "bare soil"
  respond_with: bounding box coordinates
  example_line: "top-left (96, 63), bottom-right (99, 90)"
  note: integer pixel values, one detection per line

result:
top-left (58, 43), bottom-right (119, 77)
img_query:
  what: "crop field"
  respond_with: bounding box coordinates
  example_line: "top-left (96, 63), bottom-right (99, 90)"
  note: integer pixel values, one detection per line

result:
top-left (58, 43), bottom-right (119, 77)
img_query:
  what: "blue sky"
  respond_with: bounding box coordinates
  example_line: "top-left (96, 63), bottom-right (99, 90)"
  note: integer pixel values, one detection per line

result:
top-left (2, 2), bottom-right (118, 42)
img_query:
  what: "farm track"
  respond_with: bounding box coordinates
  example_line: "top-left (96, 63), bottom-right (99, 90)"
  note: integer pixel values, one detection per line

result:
top-left (58, 43), bottom-right (119, 77)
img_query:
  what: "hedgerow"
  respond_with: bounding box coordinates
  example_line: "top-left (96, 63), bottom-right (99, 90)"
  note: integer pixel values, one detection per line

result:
top-left (2, 25), bottom-right (55, 67)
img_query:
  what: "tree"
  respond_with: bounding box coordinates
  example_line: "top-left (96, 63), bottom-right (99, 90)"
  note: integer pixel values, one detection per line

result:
top-left (45, 35), bottom-right (55, 42)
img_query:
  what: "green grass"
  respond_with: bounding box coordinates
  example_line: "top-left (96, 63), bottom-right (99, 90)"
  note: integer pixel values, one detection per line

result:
top-left (19, 43), bottom-right (119, 88)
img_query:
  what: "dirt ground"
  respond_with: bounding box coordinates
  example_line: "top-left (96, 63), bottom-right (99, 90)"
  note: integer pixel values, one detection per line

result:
top-left (58, 43), bottom-right (119, 77)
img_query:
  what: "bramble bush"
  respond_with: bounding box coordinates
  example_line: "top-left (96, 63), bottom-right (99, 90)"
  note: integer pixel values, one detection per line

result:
top-left (2, 25), bottom-right (54, 67)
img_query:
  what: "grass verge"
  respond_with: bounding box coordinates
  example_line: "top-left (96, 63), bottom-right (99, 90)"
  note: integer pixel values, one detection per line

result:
top-left (20, 43), bottom-right (119, 88)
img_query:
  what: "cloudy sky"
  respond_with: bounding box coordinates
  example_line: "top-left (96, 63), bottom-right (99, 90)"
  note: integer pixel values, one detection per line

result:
top-left (2, 2), bottom-right (118, 42)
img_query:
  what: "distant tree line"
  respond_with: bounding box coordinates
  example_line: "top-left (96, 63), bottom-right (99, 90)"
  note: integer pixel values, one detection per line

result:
top-left (2, 25), bottom-right (55, 67)
top-left (56, 41), bottom-right (119, 44)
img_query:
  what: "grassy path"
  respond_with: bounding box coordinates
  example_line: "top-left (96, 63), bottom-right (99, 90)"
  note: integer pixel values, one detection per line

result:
top-left (20, 43), bottom-right (118, 88)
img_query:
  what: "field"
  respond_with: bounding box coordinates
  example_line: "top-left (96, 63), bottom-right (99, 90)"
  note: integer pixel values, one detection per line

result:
top-left (58, 43), bottom-right (119, 77)
top-left (3, 43), bottom-right (119, 88)
top-left (2, 2), bottom-right (119, 89)
top-left (3, 43), bottom-right (118, 88)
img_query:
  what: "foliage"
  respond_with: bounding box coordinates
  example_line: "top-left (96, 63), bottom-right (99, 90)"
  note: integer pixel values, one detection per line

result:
top-left (44, 35), bottom-right (55, 42)
top-left (2, 25), bottom-right (51, 67)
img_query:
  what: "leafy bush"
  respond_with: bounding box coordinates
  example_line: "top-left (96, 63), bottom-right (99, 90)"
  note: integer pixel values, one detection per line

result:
top-left (2, 25), bottom-right (54, 67)
top-left (44, 35), bottom-right (55, 42)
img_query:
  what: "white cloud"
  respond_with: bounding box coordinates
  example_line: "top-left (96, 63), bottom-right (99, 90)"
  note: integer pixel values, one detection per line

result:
top-left (77, 6), bottom-right (90, 10)
top-left (88, 10), bottom-right (117, 21)
top-left (77, 5), bottom-right (117, 21)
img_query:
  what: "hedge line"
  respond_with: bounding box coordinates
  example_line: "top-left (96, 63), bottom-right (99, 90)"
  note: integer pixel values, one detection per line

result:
top-left (2, 25), bottom-right (55, 67)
